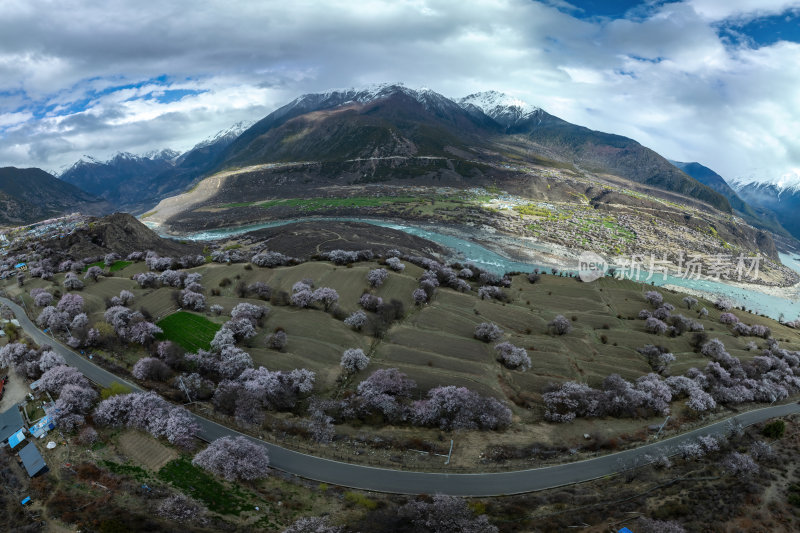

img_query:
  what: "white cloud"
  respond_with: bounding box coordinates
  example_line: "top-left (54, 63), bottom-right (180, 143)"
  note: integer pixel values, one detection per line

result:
top-left (686, 0), bottom-right (800, 22)
top-left (0, 0), bottom-right (798, 185)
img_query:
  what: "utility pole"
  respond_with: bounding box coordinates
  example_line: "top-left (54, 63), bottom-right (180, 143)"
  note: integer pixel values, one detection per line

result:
top-left (444, 439), bottom-right (454, 465)
top-left (177, 375), bottom-right (193, 404)
top-left (654, 415), bottom-right (670, 439)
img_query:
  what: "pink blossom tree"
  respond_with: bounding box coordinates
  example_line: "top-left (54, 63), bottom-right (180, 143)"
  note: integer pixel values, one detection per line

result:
top-left (39, 365), bottom-right (91, 394)
top-left (645, 290), bottom-right (664, 307)
top-left (56, 293), bottom-right (84, 318)
top-left (386, 257), bottom-right (405, 272)
top-left (282, 516), bottom-right (342, 533)
top-left (31, 288), bottom-right (53, 307)
top-left (156, 494), bottom-right (207, 524)
top-left (132, 357), bottom-right (171, 381)
top-left (181, 290), bottom-right (206, 311)
top-left (645, 317), bottom-right (668, 335)
top-left (399, 494), bottom-right (498, 533)
top-left (721, 452), bottom-right (759, 478)
top-left (344, 310), bottom-right (368, 330)
top-left (192, 436), bottom-right (270, 481)
top-left (474, 322), bottom-right (503, 342)
top-left (412, 288), bottom-right (428, 305)
top-left (38, 350), bottom-right (66, 373)
top-left (412, 386), bottom-right (512, 430)
top-left (311, 287), bottom-right (339, 311)
top-left (548, 315), bottom-right (572, 335)
top-left (367, 268), bottom-right (389, 288)
top-left (359, 293), bottom-right (383, 311)
top-left (84, 265), bottom-right (103, 281)
top-left (340, 348), bottom-right (369, 373)
top-left (63, 272), bottom-right (84, 290)
top-left (494, 342), bottom-right (531, 371)
top-left (266, 330), bottom-right (288, 351)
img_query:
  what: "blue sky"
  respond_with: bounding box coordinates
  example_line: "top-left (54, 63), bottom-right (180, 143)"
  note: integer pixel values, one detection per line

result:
top-left (0, 0), bottom-right (799, 186)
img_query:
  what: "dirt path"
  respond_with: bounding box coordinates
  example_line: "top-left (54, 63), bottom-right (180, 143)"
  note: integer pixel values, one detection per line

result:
top-left (0, 371), bottom-right (28, 412)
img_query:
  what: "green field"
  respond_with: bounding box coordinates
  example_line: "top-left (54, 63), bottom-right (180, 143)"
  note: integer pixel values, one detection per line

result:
top-left (158, 458), bottom-right (255, 515)
top-left (222, 196), bottom-right (419, 210)
top-left (156, 311), bottom-right (221, 352)
top-left (84, 260), bottom-right (133, 273)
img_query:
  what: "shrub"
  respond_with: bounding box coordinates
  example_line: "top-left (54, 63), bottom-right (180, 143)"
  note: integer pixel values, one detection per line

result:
top-left (762, 419), bottom-right (785, 439)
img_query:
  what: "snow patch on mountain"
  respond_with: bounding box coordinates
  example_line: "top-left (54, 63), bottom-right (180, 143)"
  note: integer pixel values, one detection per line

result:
top-left (457, 90), bottom-right (542, 126)
top-left (730, 169), bottom-right (800, 194)
top-left (193, 121), bottom-right (254, 149)
top-left (286, 82), bottom-right (463, 116)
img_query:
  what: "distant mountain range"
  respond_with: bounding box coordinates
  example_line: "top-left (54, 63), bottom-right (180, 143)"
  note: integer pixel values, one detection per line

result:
top-left (30, 82), bottom-right (795, 245)
top-left (730, 179), bottom-right (800, 242)
top-left (0, 167), bottom-right (111, 225)
top-left (669, 160), bottom-right (793, 239)
top-left (60, 122), bottom-right (252, 212)
top-left (198, 83), bottom-right (729, 212)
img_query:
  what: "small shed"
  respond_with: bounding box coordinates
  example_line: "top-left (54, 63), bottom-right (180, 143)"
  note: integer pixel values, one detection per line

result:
top-left (0, 406), bottom-right (24, 444)
top-left (8, 429), bottom-right (26, 449)
top-left (14, 262), bottom-right (27, 272)
top-left (29, 415), bottom-right (55, 438)
top-left (18, 442), bottom-right (47, 477)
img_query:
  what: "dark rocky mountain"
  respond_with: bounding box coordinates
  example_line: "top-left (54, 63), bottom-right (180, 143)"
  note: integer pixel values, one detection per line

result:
top-left (60, 122), bottom-right (251, 213)
top-left (60, 150), bottom-right (178, 207)
top-left (48, 212), bottom-right (202, 258)
top-left (219, 85), bottom-right (498, 167)
top-left (0, 167), bottom-right (111, 225)
top-left (215, 84), bottom-right (730, 212)
top-left (670, 160), bottom-right (792, 238)
top-left (733, 180), bottom-right (800, 242)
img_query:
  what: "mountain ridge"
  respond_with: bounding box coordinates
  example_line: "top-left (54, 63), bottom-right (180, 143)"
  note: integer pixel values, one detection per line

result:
top-left (0, 167), bottom-right (112, 225)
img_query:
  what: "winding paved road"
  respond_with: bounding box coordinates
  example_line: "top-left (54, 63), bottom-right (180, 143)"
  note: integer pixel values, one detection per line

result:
top-left (3, 296), bottom-right (798, 496)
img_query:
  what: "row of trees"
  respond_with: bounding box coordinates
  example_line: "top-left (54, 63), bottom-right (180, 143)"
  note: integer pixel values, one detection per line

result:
top-left (94, 390), bottom-right (199, 448)
top-left (319, 368), bottom-right (513, 431)
top-left (545, 337), bottom-right (800, 422)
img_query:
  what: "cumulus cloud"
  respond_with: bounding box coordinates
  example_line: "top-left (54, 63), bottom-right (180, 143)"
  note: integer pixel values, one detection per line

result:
top-left (0, 0), bottom-right (798, 184)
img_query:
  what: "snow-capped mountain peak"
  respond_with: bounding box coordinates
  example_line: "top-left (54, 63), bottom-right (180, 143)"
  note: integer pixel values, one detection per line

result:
top-left (143, 148), bottom-right (181, 161)
top-left (457, 90), bottom-right (542, 127)
top-left (730, 169), bottom-right (800, 194)
top-left (193, 121), bottom-right (254, 149)
top-left (283, 83), bottom-right (463, 117)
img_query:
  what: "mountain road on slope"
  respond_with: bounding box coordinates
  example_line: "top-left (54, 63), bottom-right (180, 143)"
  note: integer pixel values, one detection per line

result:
top-left (2, 295), bottom-right (797, 496)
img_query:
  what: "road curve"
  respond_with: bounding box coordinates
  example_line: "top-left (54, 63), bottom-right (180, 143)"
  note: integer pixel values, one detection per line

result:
top-left (3, 296), bottom-right (798, 496)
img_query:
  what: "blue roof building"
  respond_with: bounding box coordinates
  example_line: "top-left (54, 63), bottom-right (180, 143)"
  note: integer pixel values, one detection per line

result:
top-left (18, 442), bottom-right (47, 477)
top-left (8, 429), bottom-right (26, 448)
top-left (29, 415), bottom-right (55, 438)
top-left (0, 405), bottom-right (24, 444)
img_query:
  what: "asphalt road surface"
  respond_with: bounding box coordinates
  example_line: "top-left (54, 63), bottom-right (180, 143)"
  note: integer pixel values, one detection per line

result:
top-left (3, 296), bottom-right (797, 496)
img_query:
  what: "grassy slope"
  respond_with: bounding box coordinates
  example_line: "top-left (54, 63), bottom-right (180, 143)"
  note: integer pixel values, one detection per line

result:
top-left (12, 258), bottom-right (799, 422)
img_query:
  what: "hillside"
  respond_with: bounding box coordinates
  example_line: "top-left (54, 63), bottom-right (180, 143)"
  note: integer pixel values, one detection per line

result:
top-left (1, 212), bottom-right (202, 259)
top-left (0, 167), bottom-right (111, 225)
top-left (2, 215), bottom-right (800, 532)
top-left (140, 88), bottom-right (792, 280)
top-left (212, 85), bottom-right (729, 213)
